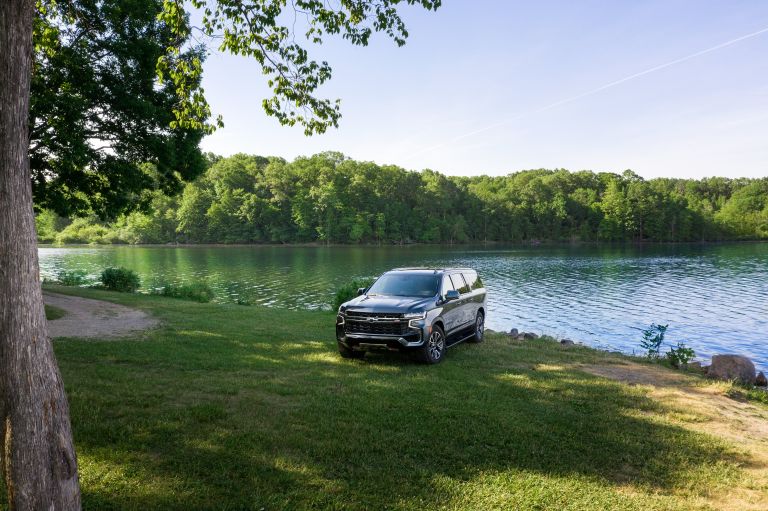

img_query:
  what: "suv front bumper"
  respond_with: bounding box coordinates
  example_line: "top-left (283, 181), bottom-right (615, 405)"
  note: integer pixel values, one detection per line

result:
top-left (336, 314), bottom-right (426, 351)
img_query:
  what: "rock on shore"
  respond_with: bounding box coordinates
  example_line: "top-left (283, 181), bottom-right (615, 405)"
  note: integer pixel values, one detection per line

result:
top-left (707, 354), bottom-right (756, 385)
top-left (505, 329), bottom-right (543, 341)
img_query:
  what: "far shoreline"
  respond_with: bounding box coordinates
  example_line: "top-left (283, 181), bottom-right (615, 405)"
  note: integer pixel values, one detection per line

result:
top-left (37, 239), bottom-right (768, 249)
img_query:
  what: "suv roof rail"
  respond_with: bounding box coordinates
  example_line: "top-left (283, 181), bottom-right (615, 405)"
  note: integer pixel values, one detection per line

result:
top-left (389, 267), bottom-right (476, 272)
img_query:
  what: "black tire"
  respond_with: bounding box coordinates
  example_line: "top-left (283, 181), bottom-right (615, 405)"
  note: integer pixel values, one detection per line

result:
top-left (338, 342), bottom-right (364, 359)
top-left (469, 311), bottom-right (485, 343)
top-left (417, 324), bottom-right (446, 364)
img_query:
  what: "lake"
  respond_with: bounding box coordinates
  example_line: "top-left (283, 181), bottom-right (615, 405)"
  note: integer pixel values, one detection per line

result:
top-left (38, 243), bottom-right (768, 369)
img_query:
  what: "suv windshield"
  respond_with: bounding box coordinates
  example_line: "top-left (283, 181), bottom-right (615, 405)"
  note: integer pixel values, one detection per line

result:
top-left (367, 274), bottom-right (439, 297)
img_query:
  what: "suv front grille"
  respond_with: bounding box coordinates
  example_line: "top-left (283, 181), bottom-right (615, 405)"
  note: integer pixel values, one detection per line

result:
top-left (345, 311), bottom-right (404, 319)
top-left (344, 311), bottom-right (411, 336)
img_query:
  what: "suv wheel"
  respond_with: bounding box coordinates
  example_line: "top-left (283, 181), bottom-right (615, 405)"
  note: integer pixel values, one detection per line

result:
top-left (338, 341), bottom-right (364, 359)
top-left (470, 311), bottom-right (484, 343)
top-left (418, 325), bottom-right (445, 364)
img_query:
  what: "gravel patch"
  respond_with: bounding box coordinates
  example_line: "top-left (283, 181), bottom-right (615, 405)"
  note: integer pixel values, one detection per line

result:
top-left (44, 291), bottom-right (159, 339)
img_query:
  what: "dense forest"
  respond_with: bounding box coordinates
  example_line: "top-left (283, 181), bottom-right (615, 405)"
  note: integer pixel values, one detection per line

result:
top-left (36, 152), bottom-right (768, 244)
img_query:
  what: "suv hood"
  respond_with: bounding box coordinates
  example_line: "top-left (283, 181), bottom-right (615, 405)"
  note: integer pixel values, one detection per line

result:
top-left (343, 294), bottom-right (435, 314)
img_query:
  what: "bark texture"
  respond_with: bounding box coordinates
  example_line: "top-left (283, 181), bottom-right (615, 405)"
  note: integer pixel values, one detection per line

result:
top-left (0, 0), bottom-right (81, 508)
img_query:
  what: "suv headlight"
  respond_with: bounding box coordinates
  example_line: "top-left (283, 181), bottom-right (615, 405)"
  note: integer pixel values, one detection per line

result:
top-left (403, 312), bottom-right (426, 320)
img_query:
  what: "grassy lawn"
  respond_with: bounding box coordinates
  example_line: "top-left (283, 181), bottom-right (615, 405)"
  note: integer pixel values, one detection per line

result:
top-left (4, 285), bottom-right (765, 510)
top-left (45, 303), bottom-right (67, 320)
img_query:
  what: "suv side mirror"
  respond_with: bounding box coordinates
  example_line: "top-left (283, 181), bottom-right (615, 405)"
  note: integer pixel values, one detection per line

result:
top-left (357, 287), bottom-right (366, 296)
top-left (445, 290), bottom-right (460, 301)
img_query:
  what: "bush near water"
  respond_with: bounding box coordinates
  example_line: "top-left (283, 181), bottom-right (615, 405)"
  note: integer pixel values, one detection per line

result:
top-left (152, 282), bottom-right (215, 303)
top-left (55, 269), bottom-right (89, 286)
top-left (332, 278), bottom-right (375, 311)
top-left (100, 267), bottom-right (140, 293)
top-left (50, 266), bottom-right (216, 302)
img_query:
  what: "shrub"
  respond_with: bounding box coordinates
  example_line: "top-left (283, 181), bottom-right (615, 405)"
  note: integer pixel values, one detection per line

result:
top-left (36, 210), bottom-right (69, 243)
top-left (666, 342), bottom-right (695, 368)
top-left (332, 277), bottom-right (375, 311)
top-left (101, 267), bottom-right (140, 293)
top-left (153, 282), bottom-right (215, 303)
top-left (56, 269), bottom-right (88, 286)
top-left (54, 217), bottom-right (111, 244)
top-left (640, 323), bottom-right (668, 359)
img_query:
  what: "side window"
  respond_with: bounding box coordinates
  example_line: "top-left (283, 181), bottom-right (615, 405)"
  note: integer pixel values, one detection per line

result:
top-left (473, 273), bottom-right (484, 290)
top-left (462, 272), bottom-right (477, 290)
top-left (441, 275), bottom-right (455, 295)
top-left (458, 275), bottom-right (471, 294)
top-left (450, 274), bottom-right (470, 294)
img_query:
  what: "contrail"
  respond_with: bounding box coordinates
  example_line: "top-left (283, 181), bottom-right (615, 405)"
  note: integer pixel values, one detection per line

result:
top-left (402, 25), bottom-right (768, 161)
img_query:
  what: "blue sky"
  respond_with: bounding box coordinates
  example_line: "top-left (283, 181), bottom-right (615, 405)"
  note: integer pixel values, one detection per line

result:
top-left (199, 0), bottom-right (768, 179)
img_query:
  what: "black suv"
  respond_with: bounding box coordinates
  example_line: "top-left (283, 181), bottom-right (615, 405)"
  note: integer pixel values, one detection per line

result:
top-left (335, 268), bottom-right (487, 363)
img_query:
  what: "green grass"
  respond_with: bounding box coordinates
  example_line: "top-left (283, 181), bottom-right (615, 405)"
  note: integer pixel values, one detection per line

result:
top-left (726, 383), bottom-right (768, 406)
top-left (10, 285), bottom-right (760, 510)
top-left (45, 303), bottom-right (67, 320)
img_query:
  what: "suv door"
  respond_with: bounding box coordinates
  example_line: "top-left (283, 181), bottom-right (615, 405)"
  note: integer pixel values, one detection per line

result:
top-left (461, 271), bottom-right (482, 322)
top-left (449, 273), bottom-right (472, 329)
top-left (439, 274), bottom-right (462, 334)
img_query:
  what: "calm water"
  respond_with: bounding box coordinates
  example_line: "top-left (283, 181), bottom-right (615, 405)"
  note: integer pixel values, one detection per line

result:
top-left (38, 243), bottom-right (768, 368)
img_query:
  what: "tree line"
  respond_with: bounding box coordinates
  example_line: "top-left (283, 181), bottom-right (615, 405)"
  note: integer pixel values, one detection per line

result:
top-left (37, 152), bottom-right (768, 245)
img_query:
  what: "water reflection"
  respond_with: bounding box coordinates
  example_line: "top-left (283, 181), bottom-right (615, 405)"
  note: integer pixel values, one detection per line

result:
top-left (38, 243), bottom-right (768, 369)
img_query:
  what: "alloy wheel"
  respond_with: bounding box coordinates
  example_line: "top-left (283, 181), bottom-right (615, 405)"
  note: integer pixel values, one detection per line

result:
top-left (428, 330), bottom-right (444, 361)
top-left (476, 313), bottom-right (484, 340)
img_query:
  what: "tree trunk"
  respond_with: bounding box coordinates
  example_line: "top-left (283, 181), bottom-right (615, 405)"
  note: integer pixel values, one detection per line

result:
top-left (0, 0), bottom-right (81, 508)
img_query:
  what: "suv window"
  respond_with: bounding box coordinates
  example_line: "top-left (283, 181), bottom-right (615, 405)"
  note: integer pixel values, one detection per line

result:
top-left (441, 274), bottom-right (455, 295)
top-left (463, 271), bottom-right (483, 291)
top-left (450, 274), bottom-right (470, 294)
top-left (367, 274), bottom-right (440, 297)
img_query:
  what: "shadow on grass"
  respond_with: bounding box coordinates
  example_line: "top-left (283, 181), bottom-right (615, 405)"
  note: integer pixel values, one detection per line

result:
top-left (60, 329), bottom-right (748, 510)
top-left (41, 288), bottom-right (744, 509)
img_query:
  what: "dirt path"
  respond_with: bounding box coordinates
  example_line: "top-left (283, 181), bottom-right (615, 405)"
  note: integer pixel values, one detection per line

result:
top-left (44, 291), bottom-right (159, 339)
top-left (582, 361), bottom-right (768, 510)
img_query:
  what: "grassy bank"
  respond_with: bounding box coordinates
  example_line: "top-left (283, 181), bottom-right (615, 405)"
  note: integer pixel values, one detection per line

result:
top-left (45, 303), bottom-right (67, 320)
top-left (10, 286), bottom-right (767, 510)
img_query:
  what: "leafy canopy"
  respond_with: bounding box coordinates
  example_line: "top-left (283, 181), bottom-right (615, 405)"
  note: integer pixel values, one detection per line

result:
top-left (158, 0), bottom-right (441, 135)
top-left (32, 0), bottom-right (208, 218)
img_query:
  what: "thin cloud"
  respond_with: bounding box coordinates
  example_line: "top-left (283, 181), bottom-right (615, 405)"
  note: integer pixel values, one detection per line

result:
top-left (401, 25), bottom-right (768, 161)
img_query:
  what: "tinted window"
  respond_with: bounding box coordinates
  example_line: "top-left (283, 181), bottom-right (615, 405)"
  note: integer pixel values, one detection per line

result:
top-left (463, 271), bottom-right (483, 290)
top-left (367, 274), bottom-right (440, 297)
top-left (450, 274), bottom-right (470, 294)
top-left (441, 275), bottom-right (455, 295)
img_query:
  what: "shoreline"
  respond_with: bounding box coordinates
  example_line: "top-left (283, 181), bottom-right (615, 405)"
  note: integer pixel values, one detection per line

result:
top-left (37, 239), bottom-right (768, 249)
top-left (487, 327), bottom-right (768, 381)
top-left (37, 244), bottom-right (768, 373)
